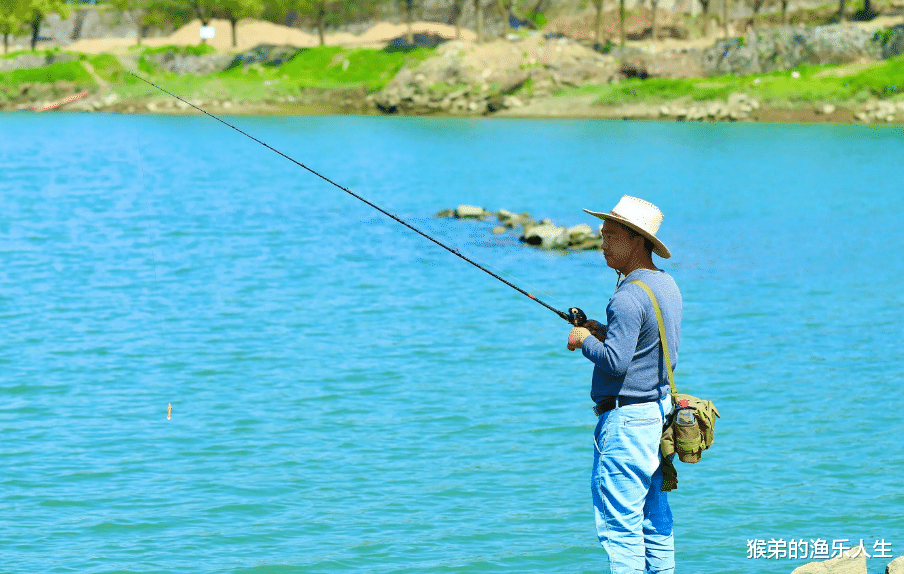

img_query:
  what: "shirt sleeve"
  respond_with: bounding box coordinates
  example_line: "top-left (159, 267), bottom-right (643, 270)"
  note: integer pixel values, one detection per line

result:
top-left (581, 289), bottom-right (643, 377)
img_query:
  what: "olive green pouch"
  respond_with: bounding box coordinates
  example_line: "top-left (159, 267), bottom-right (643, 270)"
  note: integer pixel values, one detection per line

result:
top-left (661, 394), bottom-right (721, 464)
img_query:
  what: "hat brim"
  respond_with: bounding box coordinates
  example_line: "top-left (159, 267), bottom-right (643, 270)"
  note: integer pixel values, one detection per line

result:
top-left (584, 208), bottom-right (671, 259)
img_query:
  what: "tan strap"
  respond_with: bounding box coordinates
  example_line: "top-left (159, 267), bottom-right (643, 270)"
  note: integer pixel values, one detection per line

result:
top-left (630, 280), bottom-right (678, 400)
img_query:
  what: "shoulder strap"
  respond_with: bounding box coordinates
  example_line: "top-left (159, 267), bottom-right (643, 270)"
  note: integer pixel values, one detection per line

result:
top-left (630, 280), bottom-right (678, 401)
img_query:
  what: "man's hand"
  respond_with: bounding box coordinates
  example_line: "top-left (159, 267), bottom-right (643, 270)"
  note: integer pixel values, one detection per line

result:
top-left (567, 327), bottom-right (592, 351)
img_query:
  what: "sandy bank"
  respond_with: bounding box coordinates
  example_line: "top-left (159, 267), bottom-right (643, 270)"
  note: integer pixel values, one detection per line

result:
top-left (66, 18), bottom-right (477, 54)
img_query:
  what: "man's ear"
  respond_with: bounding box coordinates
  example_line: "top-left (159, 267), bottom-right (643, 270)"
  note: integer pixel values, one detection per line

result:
top-left (631, 233), bottom-right (645, 252)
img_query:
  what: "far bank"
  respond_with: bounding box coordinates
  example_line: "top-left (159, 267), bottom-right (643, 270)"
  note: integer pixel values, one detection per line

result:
top-left (3, 24), bottom-right (904, 125)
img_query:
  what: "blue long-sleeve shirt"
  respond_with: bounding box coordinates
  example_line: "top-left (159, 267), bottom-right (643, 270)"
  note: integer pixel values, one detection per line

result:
top-left (581, 268), bottom-right (682, 404)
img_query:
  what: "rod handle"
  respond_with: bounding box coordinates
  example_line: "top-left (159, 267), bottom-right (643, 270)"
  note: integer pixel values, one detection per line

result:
top-left (570, 307), bottom-right (607, 340)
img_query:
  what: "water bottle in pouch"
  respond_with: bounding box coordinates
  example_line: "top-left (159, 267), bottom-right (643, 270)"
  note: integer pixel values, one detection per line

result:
top-left (674, 400), bottom-right (703, 463)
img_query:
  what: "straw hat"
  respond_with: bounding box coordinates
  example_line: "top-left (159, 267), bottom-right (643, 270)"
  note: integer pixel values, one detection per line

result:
top-left (583, 195), bottom-right (671, 259)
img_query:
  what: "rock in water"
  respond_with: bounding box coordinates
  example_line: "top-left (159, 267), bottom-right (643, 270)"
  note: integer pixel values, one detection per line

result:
top-left (790, 547), bottom-right (867, 574)
top-left (521, 222), bottom-right (569, 250)
top-left (454, 205), bottom-right (487, 219)
top-left (566, 223), bottom-right (594, 244)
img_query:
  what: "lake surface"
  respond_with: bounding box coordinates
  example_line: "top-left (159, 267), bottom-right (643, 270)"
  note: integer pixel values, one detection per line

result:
top-left (1, 112), bottom-right (902, 573)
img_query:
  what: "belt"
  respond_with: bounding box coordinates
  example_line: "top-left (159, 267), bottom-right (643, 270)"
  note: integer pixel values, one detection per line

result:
top-left (593, 396), bottom-right (657, 416)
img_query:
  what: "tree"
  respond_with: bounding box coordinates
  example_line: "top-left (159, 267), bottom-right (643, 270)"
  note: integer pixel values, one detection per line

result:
top-left (747, 0), bottom-right (768, 28)
top-left (268, 0), bottom-right (335, 47)
top-left (109, 0), bottom-right (151, 45)
top-left (592, 0), bottom-right (605, 45)
top-left (216, 0), bottom-right (264, 47)
top-left (25, 0), bottom-right (71, 51)
top-left (400, 0), bottom-right (415, 45)
top-left (722, 0), bottom-right (730, 38)
top-left (0, 2), bottom-right (27, 54)
top-left (496, 0), bottom-right (514, 39)
top-left (474, 0), bottom-right (484, 43)
top-left (187, 0), bottom-right (216, 44)
top-left (619, 0), bottom-right (626, 46)
top-left (649, 0), bottom-right (659, 40)
top-left (448, 0), bottom-right (466, 39)
top-left (311, 0), bottom-right (327, 45)
top-left (856, 0), bottom-right (876, 19)
top-left (698, 0), bottom-right (712, 36)
top-left (836, 0), bottom-right (847, 21)
top-left (143, 0), bottom-right (194, 36)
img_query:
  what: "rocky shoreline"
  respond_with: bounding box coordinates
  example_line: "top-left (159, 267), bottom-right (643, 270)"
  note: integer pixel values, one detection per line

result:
top-left (6, 21), bottom-right (904, 124)
top-left (16, 85), bottom-right (904, 125)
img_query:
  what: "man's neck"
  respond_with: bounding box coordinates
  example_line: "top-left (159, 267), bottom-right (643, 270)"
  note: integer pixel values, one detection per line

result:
top-left (620, 258), bottom-right (657, 276)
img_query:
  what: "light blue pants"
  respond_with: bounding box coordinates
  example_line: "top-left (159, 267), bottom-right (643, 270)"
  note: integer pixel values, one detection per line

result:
top-left (592, 394), bottom-right (674, 574)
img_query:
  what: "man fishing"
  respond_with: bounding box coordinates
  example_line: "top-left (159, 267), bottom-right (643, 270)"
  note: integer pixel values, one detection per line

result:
top-left (567, 195), bottom-right (681, 574)
top-left (131, 76), bottom-right (691, 573)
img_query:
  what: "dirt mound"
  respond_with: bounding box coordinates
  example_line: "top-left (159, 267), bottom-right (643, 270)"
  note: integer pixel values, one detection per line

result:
top-left (66, 19), bottom-right (478, 53)
top-left (66, 37), bottom-right (134, 53)
top-left (153, 18), bottom-right (319, 50)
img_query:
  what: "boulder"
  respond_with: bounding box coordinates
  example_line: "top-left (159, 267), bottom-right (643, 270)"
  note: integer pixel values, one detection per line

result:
top-left (619, 49), bottom-right (705, 79)
top-left (887, 556), bottom-right (904, 574)
top-left (789, 546), bottom-right (867, 574)
top-left (878, 25), bottom-right (904, 59)
top-left (702, 24), bottom-right (883, 76)
top-left (454, 204), bottom-right (489, 219)
top-left (372, 35), bottom-right (619, 115)
top-left (567, 223), bottom-right (595, 243)
top-left (146, 51), bottom-right (234, 75)
top-left (227, 44), bottom-right (299, 69)
top-left (496, 209), bottom-right (533, 228)
top-left (386, 32), bottom-right (450, 50)
top-left (521, 222), bottom-right (569, 249)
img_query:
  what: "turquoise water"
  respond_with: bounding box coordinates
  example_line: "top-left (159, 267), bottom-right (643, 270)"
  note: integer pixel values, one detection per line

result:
top-left (1, 112), bottom-right (902, 573)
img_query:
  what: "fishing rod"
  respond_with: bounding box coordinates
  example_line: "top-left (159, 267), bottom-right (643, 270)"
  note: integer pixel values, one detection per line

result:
top-left (129, 72), bottom-right (596, 331)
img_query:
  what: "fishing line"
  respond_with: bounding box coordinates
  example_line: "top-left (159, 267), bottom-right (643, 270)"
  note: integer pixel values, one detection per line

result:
top-left (133, 115), bottom-right (177, 419)
top-left (128, 72), bottom-right (589, 327)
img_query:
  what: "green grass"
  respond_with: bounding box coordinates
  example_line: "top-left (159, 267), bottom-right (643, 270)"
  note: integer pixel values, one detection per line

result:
top-left (236, 46), bottom-right (434, 91)
top-left (83, 53), bottom-right (129, 83)
top-left (105, 46), bottom-right (435, 103)
top-left (0, 44), bottom-right (437, 106)
top-left (2, 40), bottom-right (902, 109)
top-left (0, 59), bottom-right (96, 87)
top-left (564, 54), bottom-right (904, 105)
top-left (1, 47), bottom-right (65, 60)
top-left (128, 43), bottom-right (218, 56)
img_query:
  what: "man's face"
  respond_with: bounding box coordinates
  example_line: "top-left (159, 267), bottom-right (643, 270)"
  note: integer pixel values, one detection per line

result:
top-left (600, 221), bottom-right (637, 271)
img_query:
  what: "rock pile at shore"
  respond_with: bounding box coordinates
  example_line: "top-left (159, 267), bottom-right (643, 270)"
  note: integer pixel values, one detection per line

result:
top-left (140, 51), bottom-right (235, 75)
top-left (0, 51), bottom-right (78, 71)
top-left (854, 100), bottom-right (904, 122)
top-left (659, 92), bottom-right (760, 121)
top-left (371, 35), bottom-right (620, 115)
top-left (436, 205), bottom-right (603, 251)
